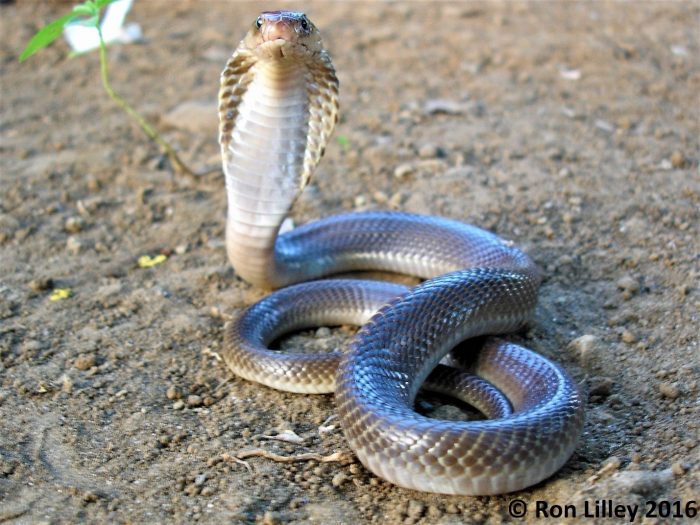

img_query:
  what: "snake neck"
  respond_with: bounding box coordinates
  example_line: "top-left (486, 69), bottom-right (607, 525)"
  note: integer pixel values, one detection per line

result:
top-left (219, 44), bottom-right (339, 289)
top-left (222, 59), bottom-right (309, 288)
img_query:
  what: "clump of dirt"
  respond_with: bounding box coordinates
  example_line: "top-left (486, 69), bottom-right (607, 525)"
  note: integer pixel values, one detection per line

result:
top-left (1, 2), bottom-right (698, 523)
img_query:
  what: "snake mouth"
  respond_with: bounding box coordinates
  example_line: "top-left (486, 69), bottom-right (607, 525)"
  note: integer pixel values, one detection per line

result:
top-left (258, 39), bottom-right (304, 60)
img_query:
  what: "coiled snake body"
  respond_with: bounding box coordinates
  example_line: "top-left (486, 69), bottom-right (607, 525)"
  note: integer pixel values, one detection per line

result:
top-left (219, 11), bottom-right (584, 495)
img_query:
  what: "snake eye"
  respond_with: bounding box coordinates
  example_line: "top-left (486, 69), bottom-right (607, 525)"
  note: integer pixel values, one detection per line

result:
top-left (255, 16), bottom-right (263, 30)
top-left (300, 16), bottom-right (310, 32)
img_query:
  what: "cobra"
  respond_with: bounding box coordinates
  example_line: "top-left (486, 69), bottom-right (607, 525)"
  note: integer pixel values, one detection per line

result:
top-left (218, 11), bottom-right (584, 495)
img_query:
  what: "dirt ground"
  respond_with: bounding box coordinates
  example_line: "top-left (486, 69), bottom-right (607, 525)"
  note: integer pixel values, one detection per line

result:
top-left (1, 1), bottom-right (698, 523)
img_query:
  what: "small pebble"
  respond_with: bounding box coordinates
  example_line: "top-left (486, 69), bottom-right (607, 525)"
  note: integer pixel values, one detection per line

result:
top-left (568, 334), bottom-right (601, 366)
top-left (66, 236), bottom-right (83, 255)
top-left (393, 163), bottom-right (414, 179)
top-left (73, 354), bottom-right (96, 370)
top-left (373, 191), bottom-right (388, 203)
top-left (262, 510), bottom-right (282, 525)
top-left (671, 462), bottom-right (686, 476)
top-left (598, 456), bottom-right (621, 476)
top-left (28, 277), bottom-right (54, 292)
top-left (194, 474), bottom-right (207, 486)
top-left (184, 484), bottom-right (200, 496)
top-left (173, 400), bottom-right (185, 410)
top-left (316, 327), bottom-right (331, 338)
top-left (621, 330), bottom-right (637, 344)
top-left (187, 395), bottom-right (203, 407)
top-left (64, 216), bottom-right (86, 233)
top-left (166, 385), bottom-right (183, 400)
top-left (331, 472), bottom-right (348, 487)
top-left (200, 486), bottom-right (215, 497)
top-left (616, 275), bottom-right (640, 296)
top-left (670, 150), bottom-right (686, 169)
top-left (589, 376), bottom-right (614, 397)
top-left (658, 382), bottom-right (679, 399)
top-left (418, 144), bottom-right (440, 159)
top-left (407, 500), bottom-right (425, 519)
top-left (62, 375), bottom-right (73, 394)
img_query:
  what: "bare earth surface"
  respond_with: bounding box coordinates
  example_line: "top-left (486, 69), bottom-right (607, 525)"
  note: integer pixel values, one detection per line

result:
top-left (1, 1), bottom-right (699, 523)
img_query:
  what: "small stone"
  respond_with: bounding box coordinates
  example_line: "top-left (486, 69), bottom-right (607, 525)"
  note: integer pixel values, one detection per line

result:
top-left (393, 163), bottom-right (414, 179)
top-left (315, 327), bottom-right (331, 338)
top-left (658, 382), bottom-right (679, 399)
top-left (598, 456), bottom-right (621, 476)
top-left (445, 503), bottom-right (459, 514)
top-left (407, 500), bottom-right (425, 519)
top-left (62, 375), bottom-right (74, 394)
top-left (174, 244), bottom-right (188, 255)
top-left (187, 395), bottom-right (203, 407)
top-left (670, 150), bottom-right (686, 169)
top-left (372, 191), bottom-right (388, 204)
top-left (589, 376), bottom-right (613, 397)
top-left (424, 99), bottom-right (468, 115)
top-left (74, 354), bottom-right (96, 370)
top-left (616, 275), bottom-right (640, 294)
top-left (28, 277), bottom-right (54, 291)
top-left (418, 144), bottom-right (440, 159)
top-left (194, 474), bottom-right (207, 486)
top-left (262, 511), bottom-right (282, 525)
top-left (621, 330), bottom-right (637, 344)
top-left (172, 400), bottom-right (185, 410)
top-left (66, 236), bottom-right (83, 255)
top-left (568, 334), bottom-right (602, 366)
top-left (427, 504), bottom-right (443, 520)
top-left (671, 462), bottom-right (686, 476)
top-left (200, 486), bottom-right (215, 497)
top-left (64, 216), bottom-right (86, 233)
top-left (331, 472), bottom-right (348, 487)
top-left (166, 385), bottom-right (183, 400)
top-left (184, 483), bottom-right (200, 496)
top-left (558, 167), bottom-right (573, 178)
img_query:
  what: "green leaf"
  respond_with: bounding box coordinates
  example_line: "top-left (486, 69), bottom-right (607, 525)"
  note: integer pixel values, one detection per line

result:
top-left (19, 0), bottom-right (121, 62)
top-left (19, 12), bottom-right (80, 62)
top-left (336, 135), bottom-right (350, 150)
top-left (95, 0), bottom-right (120, 9)
top-left (71, 5), bottom-right (96, 17)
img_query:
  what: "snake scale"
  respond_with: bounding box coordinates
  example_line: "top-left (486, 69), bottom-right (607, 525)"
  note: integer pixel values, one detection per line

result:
top-left (218, 11), bottom-right (584, 495)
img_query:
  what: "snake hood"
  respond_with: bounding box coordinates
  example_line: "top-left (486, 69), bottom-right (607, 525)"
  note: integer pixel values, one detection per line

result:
top-left (218, 11), bottom-right (339, 286)
top-left (218, 10), bottom-right (338, 193)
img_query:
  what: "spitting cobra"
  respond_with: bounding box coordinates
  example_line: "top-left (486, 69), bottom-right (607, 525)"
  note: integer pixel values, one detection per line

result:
top-left (218, 11), bottom-right (584, 495)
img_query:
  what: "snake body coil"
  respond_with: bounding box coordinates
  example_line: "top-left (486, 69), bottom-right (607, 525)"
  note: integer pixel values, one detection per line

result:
top-left (218, 11), bottom-right (584, 495)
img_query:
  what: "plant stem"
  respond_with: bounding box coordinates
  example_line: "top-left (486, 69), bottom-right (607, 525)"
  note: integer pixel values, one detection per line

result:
top-left (97, 26), bottom-right (194, 177)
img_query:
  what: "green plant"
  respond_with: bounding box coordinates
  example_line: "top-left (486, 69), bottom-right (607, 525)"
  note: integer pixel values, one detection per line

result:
top-left (20, 0), bottom-right (194, 177)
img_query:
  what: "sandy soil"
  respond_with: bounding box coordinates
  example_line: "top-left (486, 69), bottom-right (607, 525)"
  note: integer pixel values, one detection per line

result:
top-left (1, 1), bottom-right (698, 523)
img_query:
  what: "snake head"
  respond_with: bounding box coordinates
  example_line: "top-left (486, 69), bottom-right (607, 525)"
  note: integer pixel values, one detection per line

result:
top-left (244, 11), bottom-right (324, 59)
